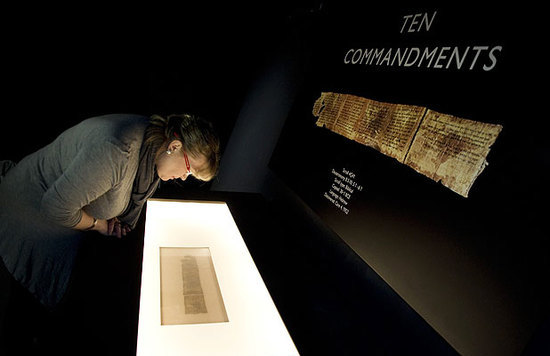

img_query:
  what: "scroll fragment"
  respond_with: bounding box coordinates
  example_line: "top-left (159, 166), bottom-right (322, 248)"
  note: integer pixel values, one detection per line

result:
top-left (159, 247), bottom-right (228, 325)
top-left (181, 256), bottom-right (208, 314)
top-left (313, 92), bottom-right (503, 197)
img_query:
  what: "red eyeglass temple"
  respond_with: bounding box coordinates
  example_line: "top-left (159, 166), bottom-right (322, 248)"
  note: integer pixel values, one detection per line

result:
top-left (174, 132), bottom-right (191, 174)
top-left (183, 151), bottom-right (191, 174)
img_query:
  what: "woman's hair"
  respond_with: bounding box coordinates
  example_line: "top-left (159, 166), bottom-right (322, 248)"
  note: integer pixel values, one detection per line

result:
top-left (145, 113), bottom-right (220, 181)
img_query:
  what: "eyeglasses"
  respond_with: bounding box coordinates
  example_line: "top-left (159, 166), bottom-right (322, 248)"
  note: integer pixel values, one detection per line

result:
top-left (183, 150), bottom-right (192, 177)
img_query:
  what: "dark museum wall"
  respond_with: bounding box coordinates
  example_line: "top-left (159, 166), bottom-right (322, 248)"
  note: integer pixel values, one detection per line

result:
top-left (213, 2), bottom-right (549, 356)
top-left (0, 4), bottom-right (291, 163)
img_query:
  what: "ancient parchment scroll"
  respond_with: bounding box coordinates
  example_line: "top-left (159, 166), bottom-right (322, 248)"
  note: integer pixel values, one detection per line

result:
top-left (313, 92), bottom-right (503, 197)
top-left (403, 110), bottom-right (502, 197)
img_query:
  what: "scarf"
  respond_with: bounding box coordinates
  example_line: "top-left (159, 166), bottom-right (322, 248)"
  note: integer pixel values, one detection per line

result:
top-left (118, 133), bottom-right (161, 229)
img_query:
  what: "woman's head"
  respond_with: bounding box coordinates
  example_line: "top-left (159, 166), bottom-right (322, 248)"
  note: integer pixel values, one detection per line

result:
top-left (146, 114), bottom-right (220, 182)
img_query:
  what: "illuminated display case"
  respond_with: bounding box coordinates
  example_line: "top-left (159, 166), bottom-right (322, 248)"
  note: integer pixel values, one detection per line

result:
top-left (136, 199), bottom-right (299, 356)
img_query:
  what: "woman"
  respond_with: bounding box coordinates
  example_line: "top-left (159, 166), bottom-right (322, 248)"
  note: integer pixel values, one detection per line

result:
top-left (0, 113), bottom-right (220, 307)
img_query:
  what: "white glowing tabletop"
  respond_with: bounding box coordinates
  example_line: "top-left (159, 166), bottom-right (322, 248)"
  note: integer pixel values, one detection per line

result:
top-left (136, 199), bottom-right (299, 356)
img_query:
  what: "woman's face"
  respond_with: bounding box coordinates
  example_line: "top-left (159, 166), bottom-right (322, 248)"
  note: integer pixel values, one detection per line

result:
top-left (155, 140), bottom-right (207, 181)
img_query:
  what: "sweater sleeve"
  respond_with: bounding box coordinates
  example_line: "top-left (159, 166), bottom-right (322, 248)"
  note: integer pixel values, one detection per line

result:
top-left (40, 140), bottom-right (129, 228)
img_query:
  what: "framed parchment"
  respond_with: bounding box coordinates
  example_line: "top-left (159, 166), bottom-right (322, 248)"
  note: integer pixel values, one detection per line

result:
top-left (159, 247), bottom-right (228, 325)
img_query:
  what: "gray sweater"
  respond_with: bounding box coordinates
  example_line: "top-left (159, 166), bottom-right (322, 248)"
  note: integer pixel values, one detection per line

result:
top-left (0, 114), bottom-right (151, 306)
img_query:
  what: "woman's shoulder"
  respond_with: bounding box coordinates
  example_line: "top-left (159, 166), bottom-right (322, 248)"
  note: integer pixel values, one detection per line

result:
top-left (84, 114), bottom-right (149, 131)
top-left (79, 114), bottom-right (150, 149)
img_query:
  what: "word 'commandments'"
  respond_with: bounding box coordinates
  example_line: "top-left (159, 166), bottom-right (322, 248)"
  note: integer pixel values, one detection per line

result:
top-left (344, 10), bottom-right (502, 71)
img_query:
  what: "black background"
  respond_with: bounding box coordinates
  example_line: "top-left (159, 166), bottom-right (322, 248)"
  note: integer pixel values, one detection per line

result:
top-left (0, 3), bottom-right (298, 164)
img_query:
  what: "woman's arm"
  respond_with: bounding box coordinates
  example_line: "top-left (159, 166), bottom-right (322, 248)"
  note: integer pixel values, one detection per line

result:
top-left (73, 210), bottom-right (105, 233)
top-left (74, 211), bottom-right (130, 238)
top-left (40, 140), bottom-right (128, 229)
